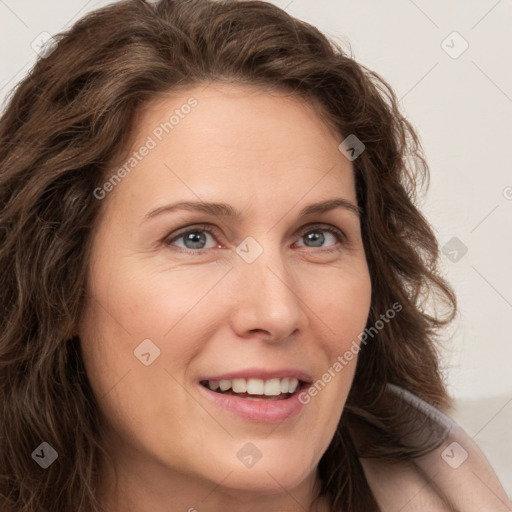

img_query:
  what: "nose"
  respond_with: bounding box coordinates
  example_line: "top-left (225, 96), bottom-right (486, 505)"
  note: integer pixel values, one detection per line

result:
top-left (228, 242), bottom-right (308, 343)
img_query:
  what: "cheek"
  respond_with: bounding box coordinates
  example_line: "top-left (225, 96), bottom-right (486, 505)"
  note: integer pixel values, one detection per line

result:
top-left (78, 286), bottom-right (190, 456)
top-left (318, 262), bottom-right (372, 347)
top-left (109, 258), bottom-right (225, 340)
top-left (308, 263), bottom-right (371, 410)
top-left (77, 256), bottom-right (225, 411)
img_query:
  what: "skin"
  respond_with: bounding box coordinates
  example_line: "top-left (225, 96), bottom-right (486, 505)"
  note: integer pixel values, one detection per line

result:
top-left (79, 82), bottom-right (372, 512)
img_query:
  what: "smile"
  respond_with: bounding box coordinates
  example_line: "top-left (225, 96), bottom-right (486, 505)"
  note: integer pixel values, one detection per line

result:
top-left (200, 377), bottom-right (301, 400)
top-left (198, 373), bottom-right (312, 423)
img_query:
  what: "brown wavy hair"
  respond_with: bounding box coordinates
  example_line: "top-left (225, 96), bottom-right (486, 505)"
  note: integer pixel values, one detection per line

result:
top-left (0, 1), bottom-right (457, 511)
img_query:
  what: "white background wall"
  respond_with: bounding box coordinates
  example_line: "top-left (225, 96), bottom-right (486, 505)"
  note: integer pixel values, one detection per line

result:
top-left (1, 0), bottom-right (511, 480)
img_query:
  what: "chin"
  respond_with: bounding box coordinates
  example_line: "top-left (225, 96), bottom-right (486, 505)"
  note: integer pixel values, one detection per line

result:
top-left (204, 448), bottom-right (316, 494)
top-left (220, 469), bottom-right (311, 495)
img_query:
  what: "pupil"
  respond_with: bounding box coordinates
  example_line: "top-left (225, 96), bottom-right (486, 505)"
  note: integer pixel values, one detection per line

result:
top-left (306, 231), bottom-right (324, 247)
top-left (185, 232), bottom-right (206, 249)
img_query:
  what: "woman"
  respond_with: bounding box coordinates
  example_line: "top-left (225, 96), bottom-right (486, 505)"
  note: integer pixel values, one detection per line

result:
top-left (0, 1), bottom-right (509, 511)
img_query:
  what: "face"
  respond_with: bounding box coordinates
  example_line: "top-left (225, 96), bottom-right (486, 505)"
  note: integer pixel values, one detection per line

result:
top-left (79, 82), bottom-right (372, 508)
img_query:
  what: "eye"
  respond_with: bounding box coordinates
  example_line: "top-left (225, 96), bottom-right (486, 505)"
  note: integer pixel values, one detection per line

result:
top-left (163, 223), bottom-right (346, 254)
top-left (164, 224), bottom-right (219, 253)
top-left (294, 224), bottom-right (346, 251)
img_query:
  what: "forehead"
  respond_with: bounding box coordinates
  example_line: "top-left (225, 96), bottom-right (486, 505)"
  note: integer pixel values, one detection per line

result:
top-left (102, 82), bottom-right (355, 218)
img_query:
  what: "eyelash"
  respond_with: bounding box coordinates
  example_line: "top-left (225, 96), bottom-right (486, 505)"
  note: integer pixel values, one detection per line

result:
top-left (163, 223), bottom-right (347, 255)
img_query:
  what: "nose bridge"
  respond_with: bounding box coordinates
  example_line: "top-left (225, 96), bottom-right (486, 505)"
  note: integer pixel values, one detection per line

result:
top-left (238, 232), bottom-right (291, 290)
top-left (230, 233), bottom-right (306, 339)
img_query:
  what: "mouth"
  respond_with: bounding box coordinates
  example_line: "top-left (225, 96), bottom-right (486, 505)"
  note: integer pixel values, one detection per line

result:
top-left (197, 369), bottom-right (313, 422)
top-left (199, 377), bottom-right (308, 401)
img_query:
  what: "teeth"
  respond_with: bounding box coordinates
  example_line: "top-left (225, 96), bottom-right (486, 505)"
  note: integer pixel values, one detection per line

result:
top-left (206, 377), bottom-right (301, 395)
top-left (264, 378), bottom-right (281, 395)
top-left (219, 379), bottom-right (231, 391)
top-left (246, 378), bottom-right (264, 394)
top-left (232, 378), bottom-right (246, 393)
top-left (207, 380), bottom-right (220, 391)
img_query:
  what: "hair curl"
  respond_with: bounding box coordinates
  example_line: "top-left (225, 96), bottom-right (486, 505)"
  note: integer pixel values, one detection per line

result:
top-left (0, 1), bottom-right (457, 511)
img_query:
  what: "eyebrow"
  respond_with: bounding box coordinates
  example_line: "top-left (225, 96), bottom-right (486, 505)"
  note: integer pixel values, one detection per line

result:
top-left (142, 197), bottom-right (361, 224)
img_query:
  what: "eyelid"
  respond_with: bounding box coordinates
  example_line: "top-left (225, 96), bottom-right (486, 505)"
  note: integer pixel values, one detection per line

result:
top-left (164, 222), bottom-right (347, 252)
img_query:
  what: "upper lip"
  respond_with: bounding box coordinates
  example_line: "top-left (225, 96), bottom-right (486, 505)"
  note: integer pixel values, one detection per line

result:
top-left (199, 368), bottom-right (313, 383)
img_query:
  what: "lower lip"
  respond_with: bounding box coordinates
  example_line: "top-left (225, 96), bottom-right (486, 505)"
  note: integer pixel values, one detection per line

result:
top-left (198, 384), bottom-right (307, 423)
